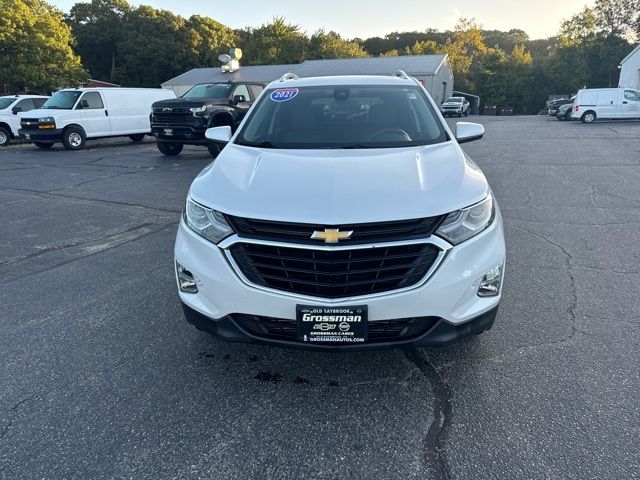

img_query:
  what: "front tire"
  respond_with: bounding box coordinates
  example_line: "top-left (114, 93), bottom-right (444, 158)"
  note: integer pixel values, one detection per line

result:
top-left (129, 134), bottom-right (145, 142)
top-left (581, 111), bottom-right (596, 124)
top-left (0, 127), bottom-right (10, 147)
top-left (62, 126), bottom-right (86, 150)
top-left (34, 142), bottom-right (53, 149)
top-left (157, 141), bottom-right (183, 156)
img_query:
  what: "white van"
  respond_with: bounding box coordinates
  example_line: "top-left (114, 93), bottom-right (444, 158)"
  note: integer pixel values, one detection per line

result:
top-left (18, 88), bottom-right (176, 150)
top-left (0, 95), bottom-right (49, 146)
top-left (572, 87), bottom-right (640, 123)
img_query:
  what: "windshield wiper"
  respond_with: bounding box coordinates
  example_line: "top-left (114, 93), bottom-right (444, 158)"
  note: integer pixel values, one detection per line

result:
top-left (236, 140), bottom-right (278, 148)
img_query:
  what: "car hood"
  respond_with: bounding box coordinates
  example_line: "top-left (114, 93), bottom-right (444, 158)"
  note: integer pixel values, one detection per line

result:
top-left (18, 108), bottom-right (68, 119)
top-left (152, 97), bottom-right (229, 108)
top-left (189, 141), bottom-right (489, 224)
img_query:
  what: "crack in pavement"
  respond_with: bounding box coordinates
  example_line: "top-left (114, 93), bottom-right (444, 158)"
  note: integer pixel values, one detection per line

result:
top-left (0, 395), bottom-right (36, 440)
top-left (403, 348), bottom-right (452, 480)
top-left (509, 224), bottom-right (578, 345)
top-left (0, 185), bottom-right (182, 215)
top-left (0, 223), bottom-right (175, 285)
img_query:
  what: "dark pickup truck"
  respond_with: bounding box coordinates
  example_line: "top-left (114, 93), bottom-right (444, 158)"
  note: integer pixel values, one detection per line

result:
top-left (151, 81), bottom-right (265, 157)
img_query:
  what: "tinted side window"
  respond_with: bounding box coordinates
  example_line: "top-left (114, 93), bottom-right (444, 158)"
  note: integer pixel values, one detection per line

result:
top-left (249, 84), bottom-right (264, 99)
top-left (624, 90), bottom-right (640, 102)
top-left (15, 99), bottom-right (36, 112)
top-left (80, 92), bottom-right (104, 109)
top-left (33, 98), bottom-right (48, 108)
top-left (232, 85), bottom-right (250, 102)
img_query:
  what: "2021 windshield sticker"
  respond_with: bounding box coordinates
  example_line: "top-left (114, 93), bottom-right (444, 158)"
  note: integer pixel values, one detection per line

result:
top-left (270, 88), bottom-right (299, 102)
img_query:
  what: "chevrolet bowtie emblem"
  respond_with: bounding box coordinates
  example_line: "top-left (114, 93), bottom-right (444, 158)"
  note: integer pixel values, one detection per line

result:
top-left (311, 228), bottom-right (353, 244)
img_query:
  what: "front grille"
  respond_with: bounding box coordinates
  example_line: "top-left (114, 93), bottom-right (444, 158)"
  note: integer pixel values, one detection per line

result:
top-left (233, 314), bottom-right (438, 344)
top-left (152, 108), bottom-right (195, 124)
top-left (230, 242), bottom-right (441, 298)
top-left (225, 215), bottom-right (445, 245)
top-left (20, 118), bottom-right (40, 130)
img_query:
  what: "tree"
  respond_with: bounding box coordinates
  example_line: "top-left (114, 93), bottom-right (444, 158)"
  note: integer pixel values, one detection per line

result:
top-left (238, 18), bottom-right (308, 65)
top-left (0, 0), bottom-right (87, 92)
top-left (65, 0), bottom-right (130, 82)
top-left (186, 15), bottom-right (236, 67)
top-left (307, 30), bottom-right (368, 59)
top-left (404, 40), bottom-right (440, 55)
top-left (114, 6), bottom-right (199, 86)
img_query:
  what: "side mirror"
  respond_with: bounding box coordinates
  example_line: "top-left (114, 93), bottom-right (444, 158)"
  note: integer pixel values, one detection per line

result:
top-left (455, 122), bottom-right (484, 144)
top-left (205, 125), bottom-right (232, 144)
top-left (11, 107), bottom-right (22, 115)
top-left (233, 94), bottom-right (246, 104)
top-left (78, 99), bottom-right (89, 109)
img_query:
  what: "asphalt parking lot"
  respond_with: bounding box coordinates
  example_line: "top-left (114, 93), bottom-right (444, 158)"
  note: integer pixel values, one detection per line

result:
top-left (1, 116), bottom-right (639, 480)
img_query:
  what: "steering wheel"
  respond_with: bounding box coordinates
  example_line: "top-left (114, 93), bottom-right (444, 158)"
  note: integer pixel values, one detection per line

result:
top-left (368, 128), bottom-right (412, 142)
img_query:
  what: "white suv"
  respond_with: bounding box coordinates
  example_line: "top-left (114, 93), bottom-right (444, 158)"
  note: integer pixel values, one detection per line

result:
top-left (0, 95), bottom-right (49, 146)
top-left (175, 72), bottom-right (505, 350)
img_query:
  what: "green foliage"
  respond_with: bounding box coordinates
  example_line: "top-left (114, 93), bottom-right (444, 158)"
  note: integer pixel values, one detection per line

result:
top-left (0, 0), bottom-right (87, 93)
top-left (65, 0), bottom-right (130, 82)
top-left (237, 17), bottom-right (308, 65)
top-left (308, 30), bottom-right (368, 59)
top-left (8, 0), bottom-right (635, 113)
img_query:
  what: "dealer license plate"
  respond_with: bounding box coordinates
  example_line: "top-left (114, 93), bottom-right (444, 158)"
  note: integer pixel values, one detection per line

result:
top-left (297, 305), bottom-right (367, 344)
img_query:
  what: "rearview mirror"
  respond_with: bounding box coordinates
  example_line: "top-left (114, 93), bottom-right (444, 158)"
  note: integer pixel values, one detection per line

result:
top-left (455, 122), bottom-right (484, 144)
top-left (205, 125), bottom-right (232, 144)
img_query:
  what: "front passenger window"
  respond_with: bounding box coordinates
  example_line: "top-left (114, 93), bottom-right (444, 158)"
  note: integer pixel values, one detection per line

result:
top-left (78, 92), bottom-right (104, 109)
top-left (231, 85), bottom-right (250, 103)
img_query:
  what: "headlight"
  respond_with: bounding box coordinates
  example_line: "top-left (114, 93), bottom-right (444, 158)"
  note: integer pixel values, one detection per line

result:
top-left (190, 106), bottom-right (207, 116)
top-left (38, 117), bottom-right (56, 129)
top-left (184, 198), bottom-right (233, 244)
top-left (436, 194), bottom-right (494, 245)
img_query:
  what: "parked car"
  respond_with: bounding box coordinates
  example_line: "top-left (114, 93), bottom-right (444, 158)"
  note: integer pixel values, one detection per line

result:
top-left (18, 87), bottom-right (175, 150)
top-left (547, 97), bottom-right (575, 116)
top-left (572, 87), bottom-right (640, 123)
top-left (150, 81), bottom-right (265, 157)
top-left (441, 96), bottom-right (470, 117)
top-left (0, 95), bottom-right (49, 146)
top-left (556, 102), bottom-right (575, 121)
top-left (175, 72), bottom-right (506, 351)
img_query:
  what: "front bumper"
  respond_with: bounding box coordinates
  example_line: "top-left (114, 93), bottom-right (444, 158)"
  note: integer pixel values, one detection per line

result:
top-left (18, 128), bottom-right (63, 143)
top-left (151, 124), bottom-right (207, 145)
top-left (182, 301), bottom-right (499, 351)
top-left (175, 210), bottom-right (506, 350)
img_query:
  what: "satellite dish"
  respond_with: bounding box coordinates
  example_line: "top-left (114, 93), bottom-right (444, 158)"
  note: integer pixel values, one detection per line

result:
top-left (218, 54), bottom-right (231, 64)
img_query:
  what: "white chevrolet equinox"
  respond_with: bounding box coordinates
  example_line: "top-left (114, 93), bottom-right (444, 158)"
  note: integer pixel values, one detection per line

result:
top-left (174, 72), bottom-right (506, 350)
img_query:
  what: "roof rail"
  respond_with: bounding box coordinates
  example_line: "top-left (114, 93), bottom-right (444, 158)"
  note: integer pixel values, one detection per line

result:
top-left (279, 73), bottom-right (299, 82)
top-left (393, 70), bottom-right (410, 80)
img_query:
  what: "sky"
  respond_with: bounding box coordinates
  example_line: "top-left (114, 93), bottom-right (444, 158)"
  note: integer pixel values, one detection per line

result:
top-left (50, 0), bottom-right (595, 40)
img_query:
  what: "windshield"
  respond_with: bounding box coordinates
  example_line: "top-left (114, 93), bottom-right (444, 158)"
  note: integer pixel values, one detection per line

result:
top-left (42, 91), bottom-right (81, 109)
top-left (0, 97), bottom-right (16, 110)
top-left (446, 97), bottom-right (463, 103)
top-left (182, 83), bottom-right (232, 99)
top-left (236, 85), bottom-right (447, 149)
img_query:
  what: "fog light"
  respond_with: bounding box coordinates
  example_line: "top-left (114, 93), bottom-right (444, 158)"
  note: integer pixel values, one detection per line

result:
top-left (477, 263), bottom-right (503, 297)
top-left (176, 262), bottom-right (198, 293)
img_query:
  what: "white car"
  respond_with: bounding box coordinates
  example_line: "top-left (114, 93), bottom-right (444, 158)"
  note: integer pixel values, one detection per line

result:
top-left (175, 72), bottom-right (505, 350)
top-left (441, 96), bottom-right (470, 117)
top-left (0, 95), bottom-right (49, 146)
top-left (18, 87), bottom-right (175, 150)
top-left (572, 87), bottom-right (640, 123)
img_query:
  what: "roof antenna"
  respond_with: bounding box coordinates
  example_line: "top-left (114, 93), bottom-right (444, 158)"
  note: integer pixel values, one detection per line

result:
top-left (393, 70), bottom-right (409, 79)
